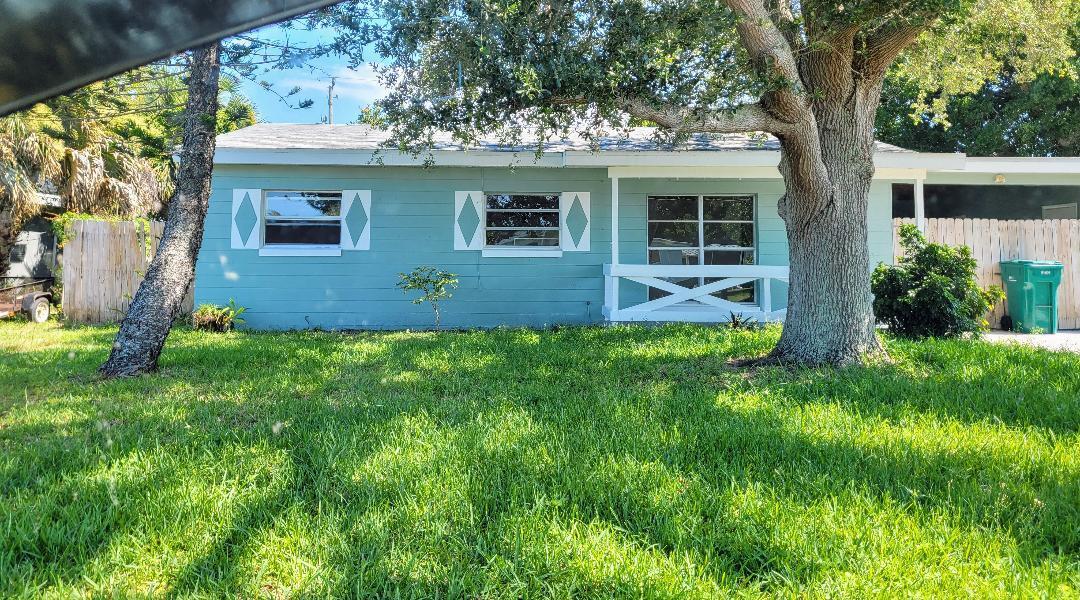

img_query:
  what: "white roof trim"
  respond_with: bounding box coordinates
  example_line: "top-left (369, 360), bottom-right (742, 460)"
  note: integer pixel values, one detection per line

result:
top-left (574, 150), bottom-right (962, 170)
top-left (948, 157), bottom-right (1080, 174)
top-left (214, 147), bottom-right (566, 167)
top-left (214, 147), bottom-right (962, 171)
top-left (607, 166), bottom-right (928, 180)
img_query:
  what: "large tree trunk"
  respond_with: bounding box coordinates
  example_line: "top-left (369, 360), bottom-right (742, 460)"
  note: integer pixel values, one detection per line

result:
top-left (769, 86), bottom-right (885, 366)
top-left (100, 43), bottom-right (220, 378)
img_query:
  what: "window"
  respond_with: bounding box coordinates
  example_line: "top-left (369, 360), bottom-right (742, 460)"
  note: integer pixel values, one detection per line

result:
top-left (9, 243), bottom-right (26, 263)
top-left (647, 195), bottom-right (756, 303)
top-left (485, 193), bottom-right (560, 248)
top-left (264, 191), bottom-right (341, 246)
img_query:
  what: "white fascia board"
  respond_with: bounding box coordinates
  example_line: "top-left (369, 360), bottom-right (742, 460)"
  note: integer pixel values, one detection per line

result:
top-left (215, 145), bottom-right (966, 173)
top-left (214, 147), bottom-right (565, 168)
top-left (876, 152), bottom-right (965, 170)
top-left (578, 150), bottom-right (963, 171)
top-left (952, 157), bottom-right (1080, 174)
top-left (566, 150), bottom-right (783, 168)
top-left (607, 166), bottom-right (927, 180)
top-left (608, 165), bottom-right (783, 179)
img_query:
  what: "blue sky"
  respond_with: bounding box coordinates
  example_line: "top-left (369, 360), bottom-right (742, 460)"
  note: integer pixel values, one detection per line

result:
top-left (230, 24), bottom-right (386, 124)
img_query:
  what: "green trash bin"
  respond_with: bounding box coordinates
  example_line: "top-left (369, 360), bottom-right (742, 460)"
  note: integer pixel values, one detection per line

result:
top-left (1000, 260), bottom-right (1064, 333)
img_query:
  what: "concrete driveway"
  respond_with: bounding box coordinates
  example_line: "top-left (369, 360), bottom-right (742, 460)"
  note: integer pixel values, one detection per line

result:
top-left (984, 330), bottom-right (1080, 353)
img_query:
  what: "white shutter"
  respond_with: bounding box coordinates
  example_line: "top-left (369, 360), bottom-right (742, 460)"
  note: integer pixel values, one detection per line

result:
top-left (340, 190), bottom-right (371, 250)
top-left (560, 191), bottom-right (591, 252)
top-left (454, 190), bottom-right (484, 250)
top-left (231, 188), bottom-right (262, 249)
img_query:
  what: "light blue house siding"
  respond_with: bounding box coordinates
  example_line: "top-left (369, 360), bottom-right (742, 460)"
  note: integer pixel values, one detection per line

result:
top-left (195, 164), bottom-right (898, 330)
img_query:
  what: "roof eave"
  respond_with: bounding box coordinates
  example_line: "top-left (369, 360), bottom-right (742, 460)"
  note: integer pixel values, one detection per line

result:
top-left (214, 147), bottom-right (964, 170)
top-left (214, 147), bottom-right (567, 167)
top-left (947, 157), bottom-right (1080, 174)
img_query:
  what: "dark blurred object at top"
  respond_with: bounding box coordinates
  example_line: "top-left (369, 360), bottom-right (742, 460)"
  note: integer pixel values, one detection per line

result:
top-left (0, 0), bottom-right (340, 115)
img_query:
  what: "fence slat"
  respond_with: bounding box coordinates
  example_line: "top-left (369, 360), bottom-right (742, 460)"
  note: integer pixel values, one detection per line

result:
top-left (61, 220), bottom-right (194, 324)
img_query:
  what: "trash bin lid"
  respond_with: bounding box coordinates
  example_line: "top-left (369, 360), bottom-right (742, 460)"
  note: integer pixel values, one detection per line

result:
top-left (1001, 259), bottom-right (1063, 266)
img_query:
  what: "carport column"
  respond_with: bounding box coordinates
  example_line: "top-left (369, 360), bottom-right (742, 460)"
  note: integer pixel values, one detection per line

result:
top-left (914, 176), bottom-right (926, 232)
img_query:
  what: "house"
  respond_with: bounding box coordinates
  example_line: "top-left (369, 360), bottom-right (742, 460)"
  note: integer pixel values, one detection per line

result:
top-left (195, 124), bottom-right (1080, 330)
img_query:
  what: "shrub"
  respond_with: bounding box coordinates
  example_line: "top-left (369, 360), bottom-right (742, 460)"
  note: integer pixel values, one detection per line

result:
top-left (726, 311), bottom-right (759, 330)
top-left (397, 266), bottom-right (458, 328)
top-left (191, 300), bottom-right (246, 332)
top-left (872, 224), bottom-right (1003, 338)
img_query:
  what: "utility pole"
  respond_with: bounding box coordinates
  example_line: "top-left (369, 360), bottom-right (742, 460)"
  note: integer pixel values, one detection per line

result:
top-left (327, 76), bottom-right (336, 125)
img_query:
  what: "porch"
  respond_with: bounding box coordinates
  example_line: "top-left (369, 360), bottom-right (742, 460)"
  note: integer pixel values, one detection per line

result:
top-left (602, 263), bottom-right (789, 323)
top-left (598, 169), bottom-right (801, 324)
top-left (604, 264), bottom-right (790, 323)
top-left (594, 162), bottom-right (925, 324)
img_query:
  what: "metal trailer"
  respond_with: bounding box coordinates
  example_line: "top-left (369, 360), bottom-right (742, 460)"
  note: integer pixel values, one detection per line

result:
top-left (0, 278), bottom-right (55, 323)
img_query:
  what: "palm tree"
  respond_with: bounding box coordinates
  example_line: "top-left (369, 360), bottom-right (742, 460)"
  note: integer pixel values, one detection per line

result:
top-left (0, 115), bottom-right (62, 277)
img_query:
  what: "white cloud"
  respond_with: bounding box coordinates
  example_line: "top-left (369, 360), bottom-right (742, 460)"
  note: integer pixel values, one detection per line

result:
top-left (279, 64), bottom-right (385, 111)
top-left (241, 62), bottom-right (388, 123)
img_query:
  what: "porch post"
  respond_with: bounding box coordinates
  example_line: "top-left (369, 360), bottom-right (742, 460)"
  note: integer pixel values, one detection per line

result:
top-left (914, 177), bottom-right (926, 232)
top-left (611, 175), bottom-right (620, 266)
top-left (608, 175), bottom-right (620, 318)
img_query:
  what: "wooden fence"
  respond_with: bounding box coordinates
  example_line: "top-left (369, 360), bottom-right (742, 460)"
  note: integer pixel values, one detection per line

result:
top-left (62, 220), bottom-right (193, 324)
top-left (893, 218), bottom-right (1080, 330)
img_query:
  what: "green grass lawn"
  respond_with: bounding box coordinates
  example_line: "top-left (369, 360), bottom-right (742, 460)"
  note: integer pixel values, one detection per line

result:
top-left (1, 321), bottom-right (1078, 598)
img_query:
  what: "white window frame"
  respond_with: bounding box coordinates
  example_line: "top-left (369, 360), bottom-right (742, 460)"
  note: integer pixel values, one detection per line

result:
top-left (259, 189), bottom-right (343, 257)
top-left (481, 192), bottom-right (563, 258)
top-left (646, 194), bottom-right (757, 301)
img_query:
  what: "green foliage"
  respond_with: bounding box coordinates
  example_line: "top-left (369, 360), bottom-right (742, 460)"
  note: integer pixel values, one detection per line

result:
top-left (726, 311), bottom-right (759, 330)
top-left (49, 212), bottom-right (152, 248)
top-left (9, 64), bottom-right (259, 223)
top-left (191, 300), bottom-right (247, 333)
top-left (893, 0), bottom-right (1079, 126)
top-left (0, 112), bottom-right (63, 227)
top-left (355, 104), bottom-right (388, 128)
top-left (1, 322), bottom-right (1079, 596)
top-left (397, 266), bottom-right (458, 328)
top-left (878, 27), bottom-right (1080, 155)
top-left (872, 224), bottom-right (1004, 338)
top-left (314, 1), bottom-right (1076, 151)
top-left (318, 1), bottom-right (747, 149)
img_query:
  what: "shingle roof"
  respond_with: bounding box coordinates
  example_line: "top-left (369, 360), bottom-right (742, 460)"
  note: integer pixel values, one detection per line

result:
top-left (216, 123), bottom-right (912, 153)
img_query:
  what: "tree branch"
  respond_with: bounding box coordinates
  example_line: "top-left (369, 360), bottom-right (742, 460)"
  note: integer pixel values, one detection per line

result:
top-left (722, 0), bottom-right (809, 122)
top-left (615, 97), bottom-right (791, 135)
top-left (766, 0), bottom-right (802, 51)
top-left (862, 24), bottom-right (930, 78)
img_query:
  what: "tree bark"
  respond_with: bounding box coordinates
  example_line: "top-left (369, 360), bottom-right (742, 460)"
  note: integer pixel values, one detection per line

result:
top-left (0, 206), bottom-right (18, 277)
top-left (702, 2), bottom-right (924, 366)
top-left (100, 43), bottom-right (220, 378)
top-left (768, 83), bottom-right (886, 366)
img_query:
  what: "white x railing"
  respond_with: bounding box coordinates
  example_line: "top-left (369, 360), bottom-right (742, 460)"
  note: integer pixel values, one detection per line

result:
top-left (603, 264), bottom-right (789, 323)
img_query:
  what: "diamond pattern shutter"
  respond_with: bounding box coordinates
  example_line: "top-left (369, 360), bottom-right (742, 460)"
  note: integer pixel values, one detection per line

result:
top-left (341, 190), bottom-right (371, 250)
top-left (454, 191), bottom-right (484, 250)
top-left (560, 192), bottom-right (590, 252)
top-left (231, 188), bottom-right (262, 249)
